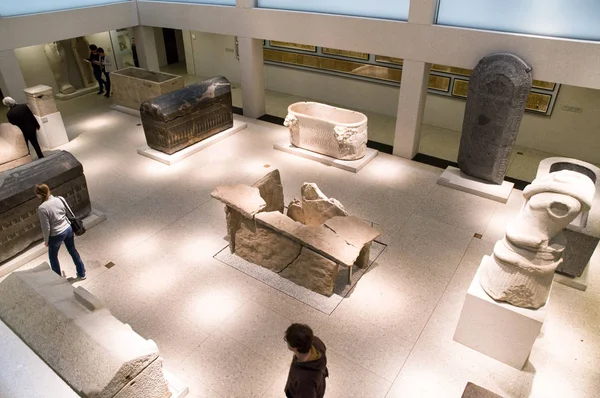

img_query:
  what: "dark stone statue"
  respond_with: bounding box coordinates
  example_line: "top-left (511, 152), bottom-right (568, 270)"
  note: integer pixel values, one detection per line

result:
top-left (458, 53), bottom-right (532, 184)
top-left (140, 76), bottom-right (234, 155)
top-left (0, 151), bottom-right (91, 263)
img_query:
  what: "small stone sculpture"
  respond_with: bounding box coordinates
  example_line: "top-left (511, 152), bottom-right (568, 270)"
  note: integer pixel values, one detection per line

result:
top-left (0, 123), bottom-right (31, 173)
top-left (458, 53), bottom-right (532, 184)
top-left (480, 170), bottom-right (595, 308)
top-left (71, 37), bottom-right (96, 88)
top-left (44, 42), bottom-right (76, 94)
top-left (24, 85), bottom-right (58, 117)
top-left (140, 77), bottom-right (233, 154)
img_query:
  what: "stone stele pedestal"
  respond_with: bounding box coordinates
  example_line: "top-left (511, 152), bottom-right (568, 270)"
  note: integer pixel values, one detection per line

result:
top-left (140, 76), bottom-right (234, 154)
top-left (112, 67), bottom-right (184, 111)
top-left (457, 53), bottom-right (532, 185)
top-left (23, 85), bottom-right (69, 149)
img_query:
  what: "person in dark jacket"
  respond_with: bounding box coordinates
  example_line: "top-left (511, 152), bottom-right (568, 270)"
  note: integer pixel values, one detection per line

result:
top-left (87, 44), bottom-right (106, 95)
top-left (3, 96), bottom-right (44, 159)
top-left (131, 37), bottom-right (140, 68)
top-left (284, 323), bottom-right (328, 398)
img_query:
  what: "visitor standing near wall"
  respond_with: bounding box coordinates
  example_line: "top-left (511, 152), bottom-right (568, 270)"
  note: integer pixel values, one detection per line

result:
top-left (98, 48), bottom-right (114, 98)
top-left (87, 44), bottom-right (107, 95)
top-left (284, 323), bottom-right (329, 398)
top-left (131, 37), bottom-right (140, 68)
top-left (34, 184), bottom-right (87, 280)
top-left (2, 96), bottom-right (44, 159)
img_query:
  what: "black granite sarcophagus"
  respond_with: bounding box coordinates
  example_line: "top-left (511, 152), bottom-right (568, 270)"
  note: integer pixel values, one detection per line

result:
top-left (140, 76), bottom-right (234, 155)
top-left (0, 151), bottom-right (91, 263)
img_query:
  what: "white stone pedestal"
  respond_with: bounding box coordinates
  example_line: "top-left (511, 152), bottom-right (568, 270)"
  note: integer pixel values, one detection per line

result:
top-left (138, 121), bottom-right (248, 165)
top-left (438, 166), bottom-right (514, 203)
top-left (274, 141), bottom-right (378, 173)
top-left (35, 112), bottom-right (68, 149)
top-left (454, 257), bottom-right (547, 369)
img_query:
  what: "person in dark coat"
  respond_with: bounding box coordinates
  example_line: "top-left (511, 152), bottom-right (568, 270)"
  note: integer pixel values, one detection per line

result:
top-left (131, 37), bottom-right (140, 68)
top-left (284, 323), bottom-right (328, 398)
top-left (3, 96), bottom-right (44, 159)
top-left (87, 44), bottom-right (106, 95)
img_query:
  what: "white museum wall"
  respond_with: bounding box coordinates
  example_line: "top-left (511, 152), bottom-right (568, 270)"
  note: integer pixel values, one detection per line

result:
top-left (14, 45), bottom-right (61, 93)
top-left (189, 32), bottom-right (241, 84)
top-left (154, 28), bottom-right (169, 67)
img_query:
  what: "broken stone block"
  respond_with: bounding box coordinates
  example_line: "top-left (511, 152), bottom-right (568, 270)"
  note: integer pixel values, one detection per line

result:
top-left (287, 198), bottom-right (305, 224)
top-left (301, 183), bottom-right (348, 226)
top-left (211, 185), bottom-right (266, 218)
top-left (279, 248), bottom-right (339, 296)
top-left (235, 223), bottom-right (302, 272)
top-left (324, 215), bottom-right (381, 248)
top-left (0, 263), bottom-right (171, 398)
top-left (252, 169), bottom-right (285, 213)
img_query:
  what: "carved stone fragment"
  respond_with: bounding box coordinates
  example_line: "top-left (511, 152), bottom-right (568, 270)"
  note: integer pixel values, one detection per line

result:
top-left (235, 223), bottom-right (302, 272)
top-left (458, 53), bottom-right (532, 184)
top-left (300, 183), bottom-right (348, 226)
top-left (44, 42), bottom-right (76, 94)
top-left (140, 77), bottom-right (233, 154)
top-left (24, 85), bottom-right (58, 117)
top-left (279, 248), bottom-right (339, 296)
top-left (0, 151), bottom-right (91, 263)
top-left (252, 169), bottom-right (284, 213)
top-left (480, 170), bottom-right (595, 308)
top-left (112, 67), bottom-right (184, 111)
top-left (0, 123), bottom-right (31, 173)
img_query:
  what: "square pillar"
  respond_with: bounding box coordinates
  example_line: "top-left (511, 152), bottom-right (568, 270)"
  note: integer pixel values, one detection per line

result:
top-left (0, 50), bottom-right (27, 103)
top-left (237, 37), bottom-right (266, 118)
top-left (182, 30), bottom-right (196, 76)
top-left (392, 60), bottom-right (431, 159)
top-left (132, 26), bottom-right (160, 71)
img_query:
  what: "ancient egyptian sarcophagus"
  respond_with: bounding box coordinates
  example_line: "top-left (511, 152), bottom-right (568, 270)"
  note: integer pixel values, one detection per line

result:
top-left (0, 151), bottom-right (91, 263)
top-left (140, 76), bottom-right (234, 155)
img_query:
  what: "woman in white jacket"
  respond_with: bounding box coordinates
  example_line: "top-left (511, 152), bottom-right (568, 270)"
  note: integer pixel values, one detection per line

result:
top-left (98, 47), bottom-right (114, 98)
top-left (35, 184), bottom-right (87, 279)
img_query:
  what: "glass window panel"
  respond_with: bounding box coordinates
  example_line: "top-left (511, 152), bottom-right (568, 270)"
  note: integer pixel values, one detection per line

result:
top-left (140, 0), bottom-right (235, 5)
top-left (257, 0), bottom-right (409, 21)
top-left (437, 0), bottom-right (600, 41)
top-left (0, 0), bottom-right (129, 16)
top-left (375, 55), bottom-right (403, 66)
top-left (322, 48), bottom-right (369, 60)
top-left (270, 41), bottom-right (316, 52)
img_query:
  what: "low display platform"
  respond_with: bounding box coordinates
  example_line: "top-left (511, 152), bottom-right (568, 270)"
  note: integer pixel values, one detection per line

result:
top-left (0, 209), bottom-right (106, 278)
top-left (274, 141), bottom-right (378, 173)
top-left (111, 104), bottom-right (141, 118)
top-left (438, 166), bottom-right (514, 203)
top-left (137, 120), bottom-right (247, 165)
top-left (55, 86), bottom-right (98, 101)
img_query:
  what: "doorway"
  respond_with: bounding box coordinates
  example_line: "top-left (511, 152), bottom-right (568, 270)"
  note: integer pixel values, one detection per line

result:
top-left (162, 28), bottom-right (179, 65)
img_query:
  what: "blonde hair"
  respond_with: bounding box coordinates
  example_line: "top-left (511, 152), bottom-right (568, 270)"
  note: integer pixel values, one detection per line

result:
top-left (34, 184), bottom-right (51, 201)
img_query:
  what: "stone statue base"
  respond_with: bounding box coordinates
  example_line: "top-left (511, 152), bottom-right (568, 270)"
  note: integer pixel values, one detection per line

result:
top-left (34, 112), bottom-right (69, 149)
top-left (453, 258), bottom-right (546, 370)
top-left (437, 166), bottom-right (514, 203)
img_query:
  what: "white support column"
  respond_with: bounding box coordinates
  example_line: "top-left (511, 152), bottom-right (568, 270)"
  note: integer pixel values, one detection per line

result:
top-left (392, 0), bottom-right (438, 159)
top-left (236, 0), bottom-right (266, 118)
top-left (182, 30), bottom-right (196, 76)
top-left (132, 26), bottom-right (160, 71)
top-left (0, 50), bottom-right (27, 103)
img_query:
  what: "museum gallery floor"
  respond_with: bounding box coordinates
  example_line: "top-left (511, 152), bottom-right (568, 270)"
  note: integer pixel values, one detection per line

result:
top-left (2, 95), bottom-right (599, 398)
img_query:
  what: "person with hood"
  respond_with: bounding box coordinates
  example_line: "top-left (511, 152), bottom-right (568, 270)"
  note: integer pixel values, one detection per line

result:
top-left (2, 96), bottom-right (44, 159)
top-left (284, 323), bottom-right (328, 398)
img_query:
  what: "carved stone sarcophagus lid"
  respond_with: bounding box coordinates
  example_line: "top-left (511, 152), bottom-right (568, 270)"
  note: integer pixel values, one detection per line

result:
top-left (0, 150), bottom-right (91, 263)
top-left (458, 53), bottom-right (532, 184)
top-left (140, 76), bottom-right (234, 155)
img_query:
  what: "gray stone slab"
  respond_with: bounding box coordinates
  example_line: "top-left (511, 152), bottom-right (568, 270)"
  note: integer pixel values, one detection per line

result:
top-left (558, 229), bottom-right (599, 277)
top-left (458, 53), bottom-right (532, 184)
top-left (140, 77), bottom-right (233, 155)
top-left (274, 141), bottom-right (378, 173)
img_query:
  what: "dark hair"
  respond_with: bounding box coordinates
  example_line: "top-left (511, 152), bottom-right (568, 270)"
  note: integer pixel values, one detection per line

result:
top-left (97, 47), bottom-right (105, 54)
top-left (285, 324), bottom-right (313, 354)
top-left (89, 44), bottom-right (98, 51)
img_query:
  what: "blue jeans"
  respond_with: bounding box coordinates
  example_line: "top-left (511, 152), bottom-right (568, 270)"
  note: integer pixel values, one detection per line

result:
top-left (48, 226), bottom-right (86, 278)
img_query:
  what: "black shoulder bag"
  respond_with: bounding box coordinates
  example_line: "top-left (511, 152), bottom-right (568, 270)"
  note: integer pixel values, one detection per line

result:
top-left (58, 196), bottom-right (86, 236)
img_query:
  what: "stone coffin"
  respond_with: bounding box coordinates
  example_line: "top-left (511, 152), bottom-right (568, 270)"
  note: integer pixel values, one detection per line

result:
top-left (111, 67), bottom-right (184, 111)
top-left (0, 150), bottom-right (91, 263)
top-left (458, 53), bottom-right (532, 184)
top-left (24, 85), bottom-right (58, 117)
top-left (140, 77), bottom-right (233, 154)
top-left (0, 263), bottom-right (170, 398)
top-left (0, 123), bottom-right (32, 173)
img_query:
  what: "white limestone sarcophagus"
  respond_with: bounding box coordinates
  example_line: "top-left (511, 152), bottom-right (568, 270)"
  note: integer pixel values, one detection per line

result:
top-left (284, 102), bottom-right (368, 160)
top-left (111, 67), bottom-right (184, 111)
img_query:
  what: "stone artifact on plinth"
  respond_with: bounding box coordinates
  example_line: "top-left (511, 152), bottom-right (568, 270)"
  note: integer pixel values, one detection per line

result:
top-left (0, 123), bottom-right (32, 172)
top-left (24, 85), bottom-right (58, 117)
top-left (0, 263), bottom-right (173, 398)
top-left (480, 170), bottom-right (595, 309)
top-left (536, 157), bottom-right (600, 281)
top-left (71, 36), bottom-right (96, 88)
top-left (284, 102), bottom-right (368, 160)
top-left (458, 53), bottom-right (532, 184)
top-left (112, 67), bottom-right (184, 111)
top-left (0, 150), bottom-right (91, 264)
top-left (140, 77), bottom-right (234, 154)
top-left (44, 42), bottom-right (76, 95)
top-left (211, 169), bottom-right (380, 296)
top-left (23, 85), bottom-right (69, 149)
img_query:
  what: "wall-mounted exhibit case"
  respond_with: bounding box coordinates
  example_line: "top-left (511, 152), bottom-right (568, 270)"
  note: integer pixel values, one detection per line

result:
top-left (140, 76), bottom-right (233, 154)
top-left (0, 151), bottom-right (91, 264)
top-left (112, 67), bottom-right (184, 111)
top-left (262, 41), bottom-right (559, 115)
